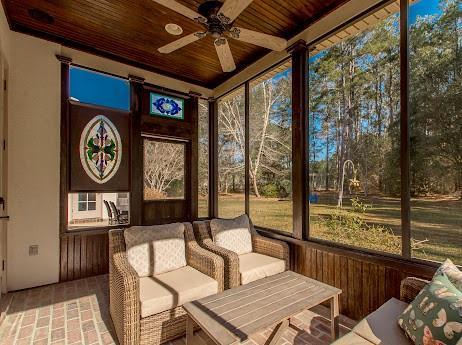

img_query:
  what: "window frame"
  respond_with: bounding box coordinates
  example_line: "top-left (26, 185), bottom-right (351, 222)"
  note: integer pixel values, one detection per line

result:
top-left (77, 192), bottom-right (97, 212)
top-left (305, 0), bottom-right (405, 256)
top-left (213, 0), bottom-right (457, 267)
top-left (247, 60), bottom-right (294, 233)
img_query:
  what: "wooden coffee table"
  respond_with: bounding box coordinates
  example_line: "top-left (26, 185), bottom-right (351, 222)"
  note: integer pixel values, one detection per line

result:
top-left (183, 271), bottom-right (342, 345)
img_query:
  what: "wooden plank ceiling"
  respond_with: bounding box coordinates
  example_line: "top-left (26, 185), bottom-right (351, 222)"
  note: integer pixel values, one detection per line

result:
top-left (2, 0), bottom-right (349, 88)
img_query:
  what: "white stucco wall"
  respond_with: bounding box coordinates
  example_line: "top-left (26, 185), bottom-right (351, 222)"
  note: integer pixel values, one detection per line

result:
top-left (6, 32), bottom-right (61, 290)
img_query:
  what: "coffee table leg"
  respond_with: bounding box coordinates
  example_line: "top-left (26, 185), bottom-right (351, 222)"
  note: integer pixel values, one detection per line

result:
top-left (330, 294), bottom-right (340, 340)
top-left (187, 315), bottom-right (195, 345)
top-left (266, 318), bottom-right (289, 345)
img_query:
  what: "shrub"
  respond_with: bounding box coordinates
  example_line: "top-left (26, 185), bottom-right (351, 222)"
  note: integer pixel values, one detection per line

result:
top-left (350, 197), bottom-right (371, 213)
top-left (313, 210), bottom-right (402, 254)
top-left (261, 184), bottom-right (279, 198)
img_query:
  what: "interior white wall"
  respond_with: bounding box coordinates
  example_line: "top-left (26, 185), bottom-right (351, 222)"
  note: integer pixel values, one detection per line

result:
top-left (0, 6), bottom-right (212, 291)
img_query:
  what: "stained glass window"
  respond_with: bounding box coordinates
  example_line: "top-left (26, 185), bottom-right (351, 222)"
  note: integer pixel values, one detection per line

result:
top-left (149, 93), bottom-right (185, 120)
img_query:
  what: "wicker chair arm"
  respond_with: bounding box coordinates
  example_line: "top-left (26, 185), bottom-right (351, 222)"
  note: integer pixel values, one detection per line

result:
top-left (252, 234), bottom-right (290, 270)
top-left (202, 239), bottom-right (240, 289)
top-left (193, 221), bottom-right (240, 289)
top-left (400, 277), bottom-right (429, 304)
top-left (109, 230), bottom-right (140, 345)
top-left (184, 223), bottom-right (225, 292)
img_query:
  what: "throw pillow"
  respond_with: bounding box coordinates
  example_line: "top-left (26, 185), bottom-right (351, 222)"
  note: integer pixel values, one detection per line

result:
top-left (124, 223), bottom-right (187, 277)
top-left (434, 259), bottom-right (462, 292)
top-left (210, 214), bottom-right (253, 255)
top-left (398, 274), bottom-right (462, 345)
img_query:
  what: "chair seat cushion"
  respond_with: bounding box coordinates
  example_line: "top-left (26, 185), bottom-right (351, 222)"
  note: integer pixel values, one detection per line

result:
top-left (139, 266), bottom-right (218, 318)
top-left (332, 332), bottom-right (374, 344)
top-left (239, 252), bottom-right (285, 285)
top-left (352, 298), bottom-right (412, 345)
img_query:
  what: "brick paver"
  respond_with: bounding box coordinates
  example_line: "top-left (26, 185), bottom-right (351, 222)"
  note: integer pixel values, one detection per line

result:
top-left (0, 275), bottom-right (356, 345)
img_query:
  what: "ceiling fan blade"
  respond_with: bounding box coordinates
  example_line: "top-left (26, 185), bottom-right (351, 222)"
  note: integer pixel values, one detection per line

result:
top-left (229, 27), bottom-right (287, 51)
top-left (214, 38), bottom-right (236, 72)
top-left (218, 0), bottom-right (254, 23)
top-left (158, 32), bottom-right (205, 54)
top-left (152, 0), bottom-right (206, 22)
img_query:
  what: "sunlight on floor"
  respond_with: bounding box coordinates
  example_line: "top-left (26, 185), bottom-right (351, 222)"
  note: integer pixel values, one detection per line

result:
top-left (0, 275), bottom-right (356, 345)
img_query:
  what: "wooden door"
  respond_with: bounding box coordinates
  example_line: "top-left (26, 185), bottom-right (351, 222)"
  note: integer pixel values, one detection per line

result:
top-left (142, 137), bottom-right (190, 224)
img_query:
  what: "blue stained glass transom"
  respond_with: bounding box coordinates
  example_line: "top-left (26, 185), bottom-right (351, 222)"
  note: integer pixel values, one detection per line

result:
top-left (150, 93), bottom-right (184, 120)
top-left (70, 66), bottom-right (130, 111)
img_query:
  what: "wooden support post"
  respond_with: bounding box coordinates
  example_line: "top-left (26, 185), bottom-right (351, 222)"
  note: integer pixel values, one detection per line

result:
top-left (288, 40), bottom-right (308, 240)
top-left (57, 55), bottom-right (72, 238)
top-left (129, 75), bottom-right (145, 225)
top-left (244, 82), bottom-right (250, 216)
top-left (189, 92), bottom-right (201, 221)
top-left (400, 0), bottom-right (411, 258)
top-left (209, 98), bottom-right (219, 218)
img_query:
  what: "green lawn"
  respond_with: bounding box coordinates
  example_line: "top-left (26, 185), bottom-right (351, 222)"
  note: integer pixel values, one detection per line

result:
top-left (200, 192), bottom-right (462, 265)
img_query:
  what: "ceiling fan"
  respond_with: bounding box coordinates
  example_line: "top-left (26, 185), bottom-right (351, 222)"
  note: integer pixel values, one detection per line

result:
top-left (153, 0), bottom-right (288, 72)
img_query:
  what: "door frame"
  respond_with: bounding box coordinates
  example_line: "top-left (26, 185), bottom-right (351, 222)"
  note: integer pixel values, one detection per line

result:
top-left (0, 52), bottom-right (9, 295)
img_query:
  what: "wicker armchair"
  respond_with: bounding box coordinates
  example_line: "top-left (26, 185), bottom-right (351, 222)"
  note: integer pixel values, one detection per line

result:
top-left (109, 223), bottom-right (224, 345)
top-left (400, 276), bottom-right (429, 303)
top-left (193, 218), bottom-right (289, 289)
top-left (333, 276), bottom-right (431, 344)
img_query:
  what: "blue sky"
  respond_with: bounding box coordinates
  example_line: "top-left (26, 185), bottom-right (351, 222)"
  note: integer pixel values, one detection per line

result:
top-left (410, 0), bottom-right (442, 24)
top-left (70, 66), bottom-right (130, 111)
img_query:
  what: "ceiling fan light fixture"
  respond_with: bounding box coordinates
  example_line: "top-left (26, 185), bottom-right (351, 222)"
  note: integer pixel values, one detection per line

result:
top-left (165, 23), bottom-right (183, 36)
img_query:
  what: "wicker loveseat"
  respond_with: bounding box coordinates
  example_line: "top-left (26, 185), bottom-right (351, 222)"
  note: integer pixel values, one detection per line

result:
top-left (109, 223), bottom-right (224, 345)
top-left (193, 217), bottom-right (289, 290)
top-left (333, 277), bottom-right (429, 344)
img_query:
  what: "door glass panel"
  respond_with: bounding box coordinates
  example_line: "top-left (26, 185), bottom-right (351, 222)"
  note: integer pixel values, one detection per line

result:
top-left (143, 139), bottom-right (185, 200)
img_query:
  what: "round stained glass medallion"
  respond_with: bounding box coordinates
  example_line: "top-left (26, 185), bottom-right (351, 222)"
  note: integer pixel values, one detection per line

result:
top-left (79, 115), bottom-right (122, 184)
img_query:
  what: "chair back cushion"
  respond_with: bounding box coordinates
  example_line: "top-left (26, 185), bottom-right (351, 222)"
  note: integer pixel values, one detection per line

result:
top-left (124, 223), bottom-right (187, 277)
top-left (210, 214), bottom-right (253, 255)
top-left (434, 258), bottom-right (462, 292)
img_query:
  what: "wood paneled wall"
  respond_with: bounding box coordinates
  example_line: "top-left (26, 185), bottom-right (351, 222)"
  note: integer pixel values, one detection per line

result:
top-left (289, 239), bottom-right (435, 320)
top-left (60, 232), bottom-right (109, 282)
top-left (142, 200), bottom-right (186, 225)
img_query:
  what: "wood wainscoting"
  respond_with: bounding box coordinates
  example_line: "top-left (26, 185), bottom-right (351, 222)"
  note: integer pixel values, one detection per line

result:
top-left (60, 231), bottom-right (109, 282)
top-left (59, 226), bottom-right (437, 320)
top-left (262, 230), bottom-right (436, 321)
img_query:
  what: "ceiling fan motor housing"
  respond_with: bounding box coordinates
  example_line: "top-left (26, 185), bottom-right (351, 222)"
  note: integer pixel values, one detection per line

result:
top-left (198, 0), bottom-right (232, 38)
top-left (198, 0), bottom-right (224, 17)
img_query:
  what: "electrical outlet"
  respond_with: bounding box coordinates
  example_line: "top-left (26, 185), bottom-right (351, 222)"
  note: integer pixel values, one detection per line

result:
top-left (29, 245), bottom-right (39, 256)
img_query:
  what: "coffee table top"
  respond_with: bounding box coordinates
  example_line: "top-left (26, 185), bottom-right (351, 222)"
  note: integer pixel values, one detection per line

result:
top-left (183, 271), bottom-right (342, 345)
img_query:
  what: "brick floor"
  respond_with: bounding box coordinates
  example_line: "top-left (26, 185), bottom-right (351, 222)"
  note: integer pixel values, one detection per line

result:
top-left (0, 275), bottom-right (356, 345)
